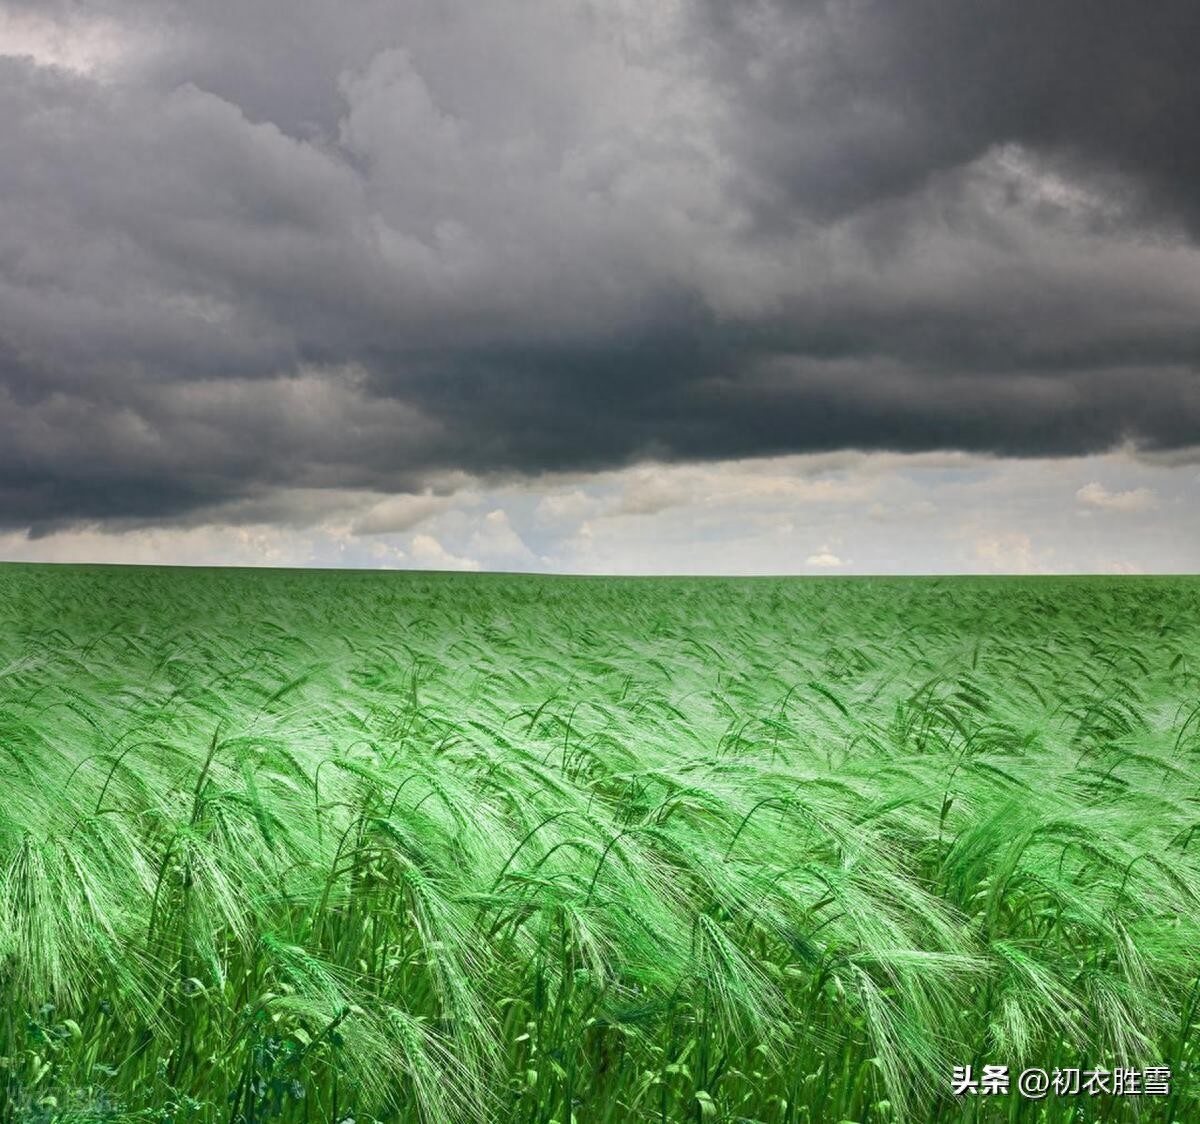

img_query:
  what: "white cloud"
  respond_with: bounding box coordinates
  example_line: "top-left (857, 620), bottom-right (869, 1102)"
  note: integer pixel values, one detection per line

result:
top-left (409, 533), bottom-right (479, 571)
top-left (0, 8), bottom-right (140, 76)
top-left (610, 474), bottom-right (692, 516)
top-left (1, 448), bottom-right (1196, 575)
top-left (606, 459), bottom-right (876, 520)
top-left (0, 522), bottom-right (310, 567)
top-left (1076, 481), bottom-right (1159, 512)
top-left (468, 508), bottom-right (537, 567)
top-left (350, 493), bottom-right (445, 535)
top-left (805, 546), bottom-right (844, 568)
top-left (972, 532), bottom-right (1052, 575)
top-left (868, 499), bottom-right (938, 522)
top-left (367, 541), bottom-right (406, 568)
top-left (534, 489), bottom-right (598, 525)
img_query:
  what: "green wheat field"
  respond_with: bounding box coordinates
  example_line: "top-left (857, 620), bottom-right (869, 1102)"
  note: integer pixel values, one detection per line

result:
top-left (2, 563), bottom-right (1199, 1123)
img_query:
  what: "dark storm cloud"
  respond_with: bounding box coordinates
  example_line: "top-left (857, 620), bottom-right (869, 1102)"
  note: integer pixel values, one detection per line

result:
top-left (1, 0), bottom-right (1199, 532)
top-left (694, 0), bottom-right (1200, 233)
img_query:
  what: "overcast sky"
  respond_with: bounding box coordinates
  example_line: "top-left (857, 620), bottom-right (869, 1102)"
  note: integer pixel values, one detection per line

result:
top-left (0, 0), bottom-right (1197, 574)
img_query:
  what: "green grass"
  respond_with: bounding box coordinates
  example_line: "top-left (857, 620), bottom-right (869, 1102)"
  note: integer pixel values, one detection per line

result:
top-left (1, 564), bottom-right (1199, 1123)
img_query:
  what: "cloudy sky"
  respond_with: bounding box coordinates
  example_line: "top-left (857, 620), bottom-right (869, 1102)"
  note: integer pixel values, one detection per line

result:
top-left (0, 0), bottom-right (1197, 574)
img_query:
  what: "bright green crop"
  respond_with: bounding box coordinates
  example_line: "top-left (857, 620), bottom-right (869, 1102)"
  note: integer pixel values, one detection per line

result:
top-left (1, 564), bottom-right (1197, 1122)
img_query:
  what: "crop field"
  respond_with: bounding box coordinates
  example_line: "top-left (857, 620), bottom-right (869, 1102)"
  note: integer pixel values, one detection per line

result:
top-left (1, 564), bottom-right (1199, 1123)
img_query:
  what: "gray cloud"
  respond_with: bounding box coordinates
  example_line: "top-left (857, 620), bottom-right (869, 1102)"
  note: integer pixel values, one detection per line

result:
top-left (695, 0), bottom-right (1200, 233)
top-left (1, 1), bottom-right (1199, 534)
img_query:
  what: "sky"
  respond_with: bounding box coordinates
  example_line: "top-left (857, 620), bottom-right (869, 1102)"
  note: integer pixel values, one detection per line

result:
top-left (0, 0), bottom-right (1197, 574)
